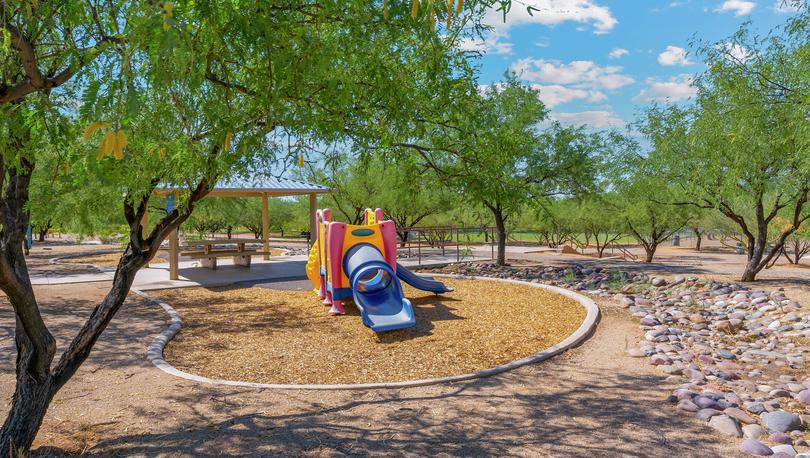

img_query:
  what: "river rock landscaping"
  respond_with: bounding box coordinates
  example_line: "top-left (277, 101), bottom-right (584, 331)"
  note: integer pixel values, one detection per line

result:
top-left (435, 261), bottom-right (810, 457)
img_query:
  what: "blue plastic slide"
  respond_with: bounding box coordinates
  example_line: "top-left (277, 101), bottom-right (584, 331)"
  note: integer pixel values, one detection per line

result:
top-left (345, 245), bottom-right (416, 332)
top-left (395, 263), bottom-right (454, 293)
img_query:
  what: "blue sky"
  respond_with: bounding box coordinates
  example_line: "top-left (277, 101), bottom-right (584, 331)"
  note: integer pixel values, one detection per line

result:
top-left (464, 0), bottom-right (799, 128)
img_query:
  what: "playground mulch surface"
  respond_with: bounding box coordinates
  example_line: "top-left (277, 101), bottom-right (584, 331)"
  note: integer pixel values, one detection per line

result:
top-left (155, 278), bottom-right (587, 384)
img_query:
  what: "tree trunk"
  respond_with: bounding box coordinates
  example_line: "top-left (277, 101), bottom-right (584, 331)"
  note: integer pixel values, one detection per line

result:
top-left (0, 244), bottom-right (148, 456)
top-left (491, 208), bottom-right (507, 266)
top-left (0, 159), bottom-right (58, 455)
top-left (37, 229), bottom-right (47, 242)
top-left (741, 239), bottom-right (765, 282)
top-left (0, 363), bottom-right (53, 456)
top-left (694, 229), bottom-right (702, 251)
top-left (644, 244), bottom-right (657, 263)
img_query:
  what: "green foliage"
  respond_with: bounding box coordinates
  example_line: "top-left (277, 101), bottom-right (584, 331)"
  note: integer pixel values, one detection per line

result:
top-left (314, 152), bottom-right (456, 240)
top-left (640, 19), bottom-right (810, 277)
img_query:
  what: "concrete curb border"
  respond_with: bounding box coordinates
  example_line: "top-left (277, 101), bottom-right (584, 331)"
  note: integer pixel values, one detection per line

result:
top-left (138, 273), bottom-right (601, 390)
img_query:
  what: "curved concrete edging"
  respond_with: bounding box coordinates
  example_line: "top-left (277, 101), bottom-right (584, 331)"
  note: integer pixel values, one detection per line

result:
top-left (137, 273), bottom-right (601, 390)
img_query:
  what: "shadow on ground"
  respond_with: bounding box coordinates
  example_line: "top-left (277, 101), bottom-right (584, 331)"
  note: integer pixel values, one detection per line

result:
top-left (60, 366), bottom-right (721, 457)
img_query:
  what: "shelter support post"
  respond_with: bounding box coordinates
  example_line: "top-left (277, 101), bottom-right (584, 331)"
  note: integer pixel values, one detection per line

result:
top-left (309, 193), bottom-right (318, 244)
top-left (262, 193), bottom-right (270, 260)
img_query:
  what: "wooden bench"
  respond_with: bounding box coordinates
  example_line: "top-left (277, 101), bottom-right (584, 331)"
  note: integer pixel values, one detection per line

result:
top-left (180, 238), bottom-right (271, 269)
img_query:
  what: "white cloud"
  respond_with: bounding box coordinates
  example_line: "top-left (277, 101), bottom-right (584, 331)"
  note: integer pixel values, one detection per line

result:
top-left (773, 0), bottom-right (802, 12)
top-left (633, 74), bottom-right (697, 103)
top-left (551, 111), bottom-right (626, 128)
top-left (715, 0), bottom-right (756, 16)
top-left (485, 0), bottom-right (618, 35)
top-left (719, 42), bottom-right (753, 62)
top-left (511, 58), bottom-right (634, 90)
top-left (657, 46), bottom-right (694, 66)
top-left (458, 31), bottom-right (513, 55)
top-left (531, 84), bottom-right (607, 108)
top-left (608, 48), bottom-right (629, 59)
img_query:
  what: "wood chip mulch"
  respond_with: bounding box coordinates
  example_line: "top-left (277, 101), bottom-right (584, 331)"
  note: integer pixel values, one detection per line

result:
top-left (155, 278), bottom-right (586, 384)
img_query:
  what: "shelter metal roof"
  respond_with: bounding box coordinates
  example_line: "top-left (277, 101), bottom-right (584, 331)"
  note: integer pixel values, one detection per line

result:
top-left (154, 176), bottom-right (331, 197)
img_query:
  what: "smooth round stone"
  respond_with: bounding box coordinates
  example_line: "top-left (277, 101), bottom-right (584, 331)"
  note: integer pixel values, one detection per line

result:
top-left (787, 383), bottom-right (806, 393)
top-left (627, 348), bottom-right (646, 357)
top-left (674, 389), bottom-right (696, 400)
top-left (725, 407), bottom-right (756, 424)
top-left (696, 408), bottom-right (722, 421)
top-left (740, 439), bottom-right (774, 456)
top-left (725, 393), bottom-right (742, 406)
top-left (661, 365), bottom-right (683, 375)
top-left (743, 424), bottom-right (768, 440)
top-left (708, 414), bottom-right (742, 437)
top-left (761, 411), bottom-right (802, 433)
top-left (752, 296), bottom-right (770, 304)
top-left (769, 432), bottom-right (793, 444)
top-left (678, 399), bottom-right (699, 412)
top-left (746, 402), bottom-right (766, 414)
top-left (694, 396), bottom-right (719, 409)
top-left (770, 389), bottom-right (792, 398)
top-left (650, 354), bottom-right (673, 366)
top-left (718, 351), bottom-right (737, 360)
top-left (796, 390), bottom-right (810, 404)
top-left (685, 367), bottom-right (706, 382)
top-left (771, 445), bottom-right (797, 457)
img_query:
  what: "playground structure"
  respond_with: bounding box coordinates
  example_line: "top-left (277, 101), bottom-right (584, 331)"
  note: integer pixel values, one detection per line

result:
top-left (306, 208), bottom-right (452, 333)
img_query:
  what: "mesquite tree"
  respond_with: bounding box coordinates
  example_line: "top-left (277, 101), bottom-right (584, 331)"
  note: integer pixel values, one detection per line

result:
top-left (642, 23), bottom-right (810, 281)
top-left (0, 1), bottom-right (487, 454)
top-left (392, 76), bottom-right (599, 265)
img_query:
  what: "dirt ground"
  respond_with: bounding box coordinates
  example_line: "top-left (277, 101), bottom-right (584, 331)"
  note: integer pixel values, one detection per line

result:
top-left (156, 279), bottom-right (585, 384)
top-left (1, 240), bottom-right (794, 456)
top-left (1, 285), bottom-right (739, 456)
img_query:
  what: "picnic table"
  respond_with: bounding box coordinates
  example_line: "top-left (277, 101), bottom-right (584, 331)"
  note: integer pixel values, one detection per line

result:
top-left (180, 238), bottom-right (270, 269)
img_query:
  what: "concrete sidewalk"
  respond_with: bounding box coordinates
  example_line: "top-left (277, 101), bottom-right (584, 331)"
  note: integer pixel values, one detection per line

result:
top-left (31, 254), bottom-right (488, 290)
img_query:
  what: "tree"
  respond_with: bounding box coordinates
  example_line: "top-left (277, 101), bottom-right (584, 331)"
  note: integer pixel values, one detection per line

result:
top-left (0, 1), bottom-right (487, 453)
top-left (642, 23), bottom-right (810, 281)
top-left (534, 199), bottom-right (575, 249)
top-left (614, 153), bottom-right (693, 263)
top-left (575, 195), bottom-right (626, 258)
top-left (393, 75), bottom-right (598, 265)
top-left (782, 226), bottom-right (810, 265)
top-left (315, 152), bottom-right (455, 244)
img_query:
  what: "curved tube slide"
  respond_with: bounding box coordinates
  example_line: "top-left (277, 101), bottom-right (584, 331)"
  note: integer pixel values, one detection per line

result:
top-left (344, 245), bottom-right (415, 332)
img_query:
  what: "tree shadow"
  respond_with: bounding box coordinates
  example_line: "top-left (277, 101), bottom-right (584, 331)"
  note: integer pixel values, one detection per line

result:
top-left (52, 367), bottom-right (734, 457)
